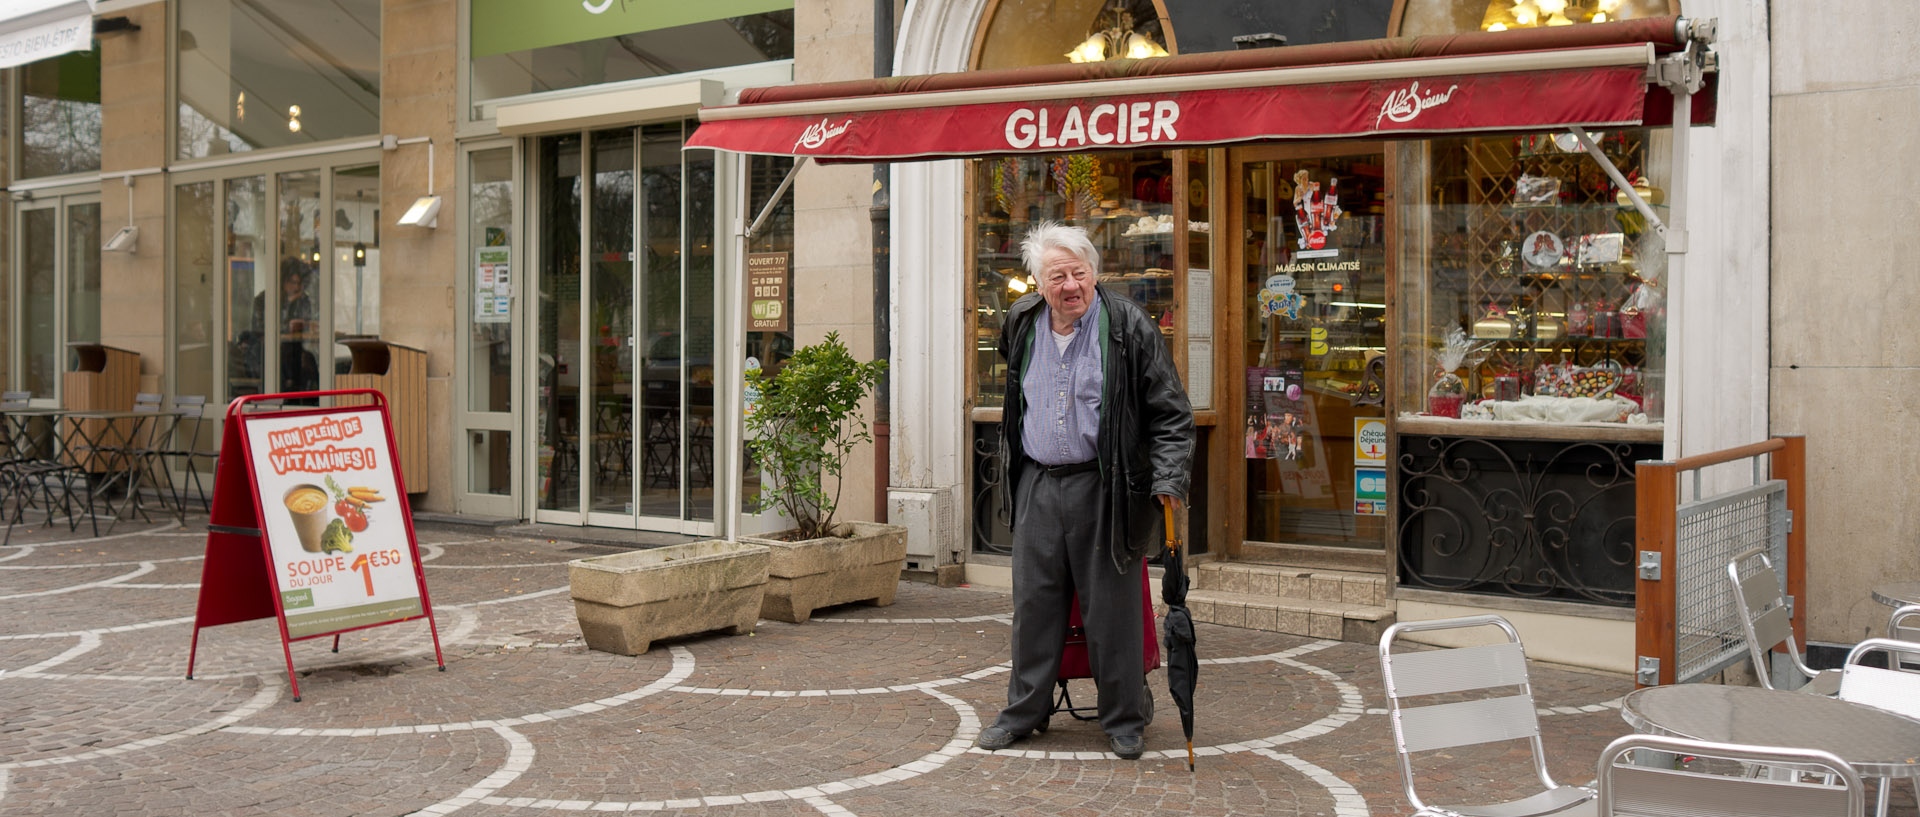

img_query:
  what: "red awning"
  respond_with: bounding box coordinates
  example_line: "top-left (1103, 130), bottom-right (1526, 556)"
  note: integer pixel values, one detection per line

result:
top-left (688, 17), bottom-right (1715, 161)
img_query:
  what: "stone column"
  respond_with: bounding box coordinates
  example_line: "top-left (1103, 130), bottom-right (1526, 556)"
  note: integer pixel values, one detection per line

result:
top-left (98, 3), bottom-right (170, 391)
top-left (380, 0), bottom-right (458, 509)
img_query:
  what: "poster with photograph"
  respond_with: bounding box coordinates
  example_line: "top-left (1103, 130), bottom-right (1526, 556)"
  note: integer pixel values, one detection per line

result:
top-left (244, 407), bottom-right (423, 639)
top-left (1244, 367), bottom-right (1307, 462)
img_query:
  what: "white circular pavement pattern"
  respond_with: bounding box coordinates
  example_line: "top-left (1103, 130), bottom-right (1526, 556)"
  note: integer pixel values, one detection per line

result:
top-left (0, 523), bottom-right (1621, 817)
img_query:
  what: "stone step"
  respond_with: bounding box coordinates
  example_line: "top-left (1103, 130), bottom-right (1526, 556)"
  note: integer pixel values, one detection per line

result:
top-left (1192, 561), bottom-right (1389, 607)
top-left (1186, 588), bottom-right (1395, 644)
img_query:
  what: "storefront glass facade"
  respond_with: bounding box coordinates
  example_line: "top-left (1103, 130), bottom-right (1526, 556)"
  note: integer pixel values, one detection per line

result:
top-left (174, 0), bottom-right (382, 159)
top-left (467, 1), bottom-right (794, 120)
top-left (958, 0), bottom-right (1680, 606)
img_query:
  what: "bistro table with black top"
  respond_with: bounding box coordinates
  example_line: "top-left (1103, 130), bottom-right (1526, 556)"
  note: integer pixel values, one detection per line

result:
top-left (1622, 684), bottom-right (1920, 790)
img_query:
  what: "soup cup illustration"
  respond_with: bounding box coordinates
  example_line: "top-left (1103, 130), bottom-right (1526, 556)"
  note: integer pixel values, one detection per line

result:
top-left (283, 484), bottom-right (331, 553)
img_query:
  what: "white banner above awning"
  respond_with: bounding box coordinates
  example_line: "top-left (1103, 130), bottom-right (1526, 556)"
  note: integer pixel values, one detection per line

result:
top-left (0, 0), bottom-right (95, 71)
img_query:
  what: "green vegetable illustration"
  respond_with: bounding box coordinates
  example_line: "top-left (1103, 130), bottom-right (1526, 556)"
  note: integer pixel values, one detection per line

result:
top-left (321, 519), bottom-right (355, 554)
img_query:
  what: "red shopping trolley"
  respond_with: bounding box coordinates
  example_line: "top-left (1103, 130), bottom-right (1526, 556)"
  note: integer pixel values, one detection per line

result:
top-left (1051, 561), bottom-right (1161, 721)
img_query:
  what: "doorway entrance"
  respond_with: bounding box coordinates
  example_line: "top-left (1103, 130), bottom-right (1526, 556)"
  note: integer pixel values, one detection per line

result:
top-left (531, 124), bottom-right (716, 534)
top-left (1229, 145), bottom-right (1391, 564)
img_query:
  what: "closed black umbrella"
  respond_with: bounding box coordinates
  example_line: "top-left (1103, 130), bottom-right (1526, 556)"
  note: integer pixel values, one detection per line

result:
top-left (1160, 503), bottom-right (1197, 771)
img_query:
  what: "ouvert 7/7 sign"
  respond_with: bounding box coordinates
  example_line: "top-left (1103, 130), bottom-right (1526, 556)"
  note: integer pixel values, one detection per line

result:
top-left (469, 0), bottom-right (794, 58)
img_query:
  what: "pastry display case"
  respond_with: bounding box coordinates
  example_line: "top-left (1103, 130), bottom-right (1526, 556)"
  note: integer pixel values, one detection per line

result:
top-left (1396, 131), bottom-right (1668, 439)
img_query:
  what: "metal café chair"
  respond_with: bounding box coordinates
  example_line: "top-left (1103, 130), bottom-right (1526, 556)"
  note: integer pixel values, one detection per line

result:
top-left (1840, 637), bottom-right (1920, 817)
top-left (1379, 614), bottom-right (1596, 817)
top-left (155, 396), bottom-right (216, 514)
top-left (93, 393), bottom-right (175, 523)
top-left (1726, 547), bottom-right (1840, 695)
top-left (1886, 604), bottom-right (1920, 673)
top-left (1596, 734), bottom-right (1864, 817)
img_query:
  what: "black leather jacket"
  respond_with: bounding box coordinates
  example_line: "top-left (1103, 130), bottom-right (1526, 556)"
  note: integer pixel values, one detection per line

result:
top-left (999, 286), bottom-right (1195, 572)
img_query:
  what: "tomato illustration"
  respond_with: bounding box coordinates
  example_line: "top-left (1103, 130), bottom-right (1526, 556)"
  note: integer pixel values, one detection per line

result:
top-left (335, 499), bottom-right (354, 517)
top-left (342, 505), bottom-right (369, 532)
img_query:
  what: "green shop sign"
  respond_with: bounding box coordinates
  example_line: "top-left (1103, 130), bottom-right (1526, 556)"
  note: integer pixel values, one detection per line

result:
top-left (471, 0), bottom-right (793, 58)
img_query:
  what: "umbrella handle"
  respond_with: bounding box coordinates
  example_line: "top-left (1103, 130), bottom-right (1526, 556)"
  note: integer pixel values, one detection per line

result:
top-left (1162, 501), bottom-right (1180, 554)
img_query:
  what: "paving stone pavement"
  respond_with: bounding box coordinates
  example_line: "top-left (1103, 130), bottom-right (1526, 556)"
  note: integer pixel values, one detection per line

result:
top-left (2, 517), bottom-right (1914, 816)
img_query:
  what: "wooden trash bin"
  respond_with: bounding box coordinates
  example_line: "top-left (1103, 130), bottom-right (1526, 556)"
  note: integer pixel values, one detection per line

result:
top-left (62, 343), bottom-right (139, 471)
top-left (335, 339), bottom-right (428, 492)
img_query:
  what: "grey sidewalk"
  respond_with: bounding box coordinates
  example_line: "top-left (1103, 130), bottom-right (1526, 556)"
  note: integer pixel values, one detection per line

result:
top-left (0, 518), bottom-right (1909, 816)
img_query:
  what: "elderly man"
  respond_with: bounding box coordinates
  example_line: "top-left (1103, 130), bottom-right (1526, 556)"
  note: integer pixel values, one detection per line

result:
top-left (976, 221), bottom-right (1194, 760)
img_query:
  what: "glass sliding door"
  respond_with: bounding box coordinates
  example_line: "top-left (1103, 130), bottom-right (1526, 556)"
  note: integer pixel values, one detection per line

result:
top-left (226, 176), bottom-right (267, 398)
top-left (587, 128), bottom-right (637, 518)
top-left (175, 182), bottom-right (218, 405)
top-left (637, 124), bottom-right (683, 519)
top-left (535, 133), bottom-right (582, 514)
top-left (533, 122), bottom-right (713, 532)
top-left (276, 171), bottom-right (323, 398)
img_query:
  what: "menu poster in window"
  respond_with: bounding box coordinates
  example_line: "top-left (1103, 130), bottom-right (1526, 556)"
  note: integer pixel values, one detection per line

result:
top-left (1244, 367), bottom-right (1306, 462)
top-left (245, 407), bottom-right (424, 640)
top-left (474, 247), bottom-right (511, 324)
top-left (748, 252), bottom-right (789, 332)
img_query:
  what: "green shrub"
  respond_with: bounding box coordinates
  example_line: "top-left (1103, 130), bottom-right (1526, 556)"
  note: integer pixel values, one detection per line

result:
top-left (744, 332), bottom-right (886, 540)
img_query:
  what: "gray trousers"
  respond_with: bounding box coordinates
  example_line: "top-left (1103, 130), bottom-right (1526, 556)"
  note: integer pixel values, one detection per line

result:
top-left (991, 465), bottom-right (1147, 738)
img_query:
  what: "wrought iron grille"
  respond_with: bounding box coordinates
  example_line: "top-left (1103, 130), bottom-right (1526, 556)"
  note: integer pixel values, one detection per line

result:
top-left (973, 422), bottom-right (1015, 556)
top-left (1397, 434), bottom-right (1657, 605)
top-left (1672, 481), bottom-right (1789, 684)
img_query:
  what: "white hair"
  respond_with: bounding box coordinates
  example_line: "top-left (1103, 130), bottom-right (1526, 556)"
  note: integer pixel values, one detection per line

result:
top-left (1019, 221), bottom-right (1101, 282)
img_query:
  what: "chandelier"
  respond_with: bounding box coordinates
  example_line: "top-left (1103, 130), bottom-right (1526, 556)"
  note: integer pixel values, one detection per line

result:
top-left (1481, 0), bottom-right (1626, 31)
top-left (1066, 9), bottom-right (1169, 63)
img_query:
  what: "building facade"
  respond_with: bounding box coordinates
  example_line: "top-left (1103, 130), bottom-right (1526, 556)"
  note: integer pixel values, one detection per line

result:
top-left (4, 0), bottom-right (1912, 670)
top-left (1, 0), bottom-right (885, 542)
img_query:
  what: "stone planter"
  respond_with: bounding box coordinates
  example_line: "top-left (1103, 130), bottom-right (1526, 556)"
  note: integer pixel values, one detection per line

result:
top-left (568, 539), bottom-right (771, 655)
top-left (742, 521), bottom-right (908, 623)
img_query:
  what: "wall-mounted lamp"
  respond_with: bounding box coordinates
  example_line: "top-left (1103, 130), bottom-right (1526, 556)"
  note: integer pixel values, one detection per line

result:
top-left (1006, 276), bottom-right (1029, 294)
top-left (386, 134), bottom-right (439, 229)
top-left (397, 196), bottom-right (441, 228)
top-left (102, 177), bottom-right (137, 253)
top-left (353, 241), bottom-right (367, 268)
top-left (103, 226), bottom-right (139, 253)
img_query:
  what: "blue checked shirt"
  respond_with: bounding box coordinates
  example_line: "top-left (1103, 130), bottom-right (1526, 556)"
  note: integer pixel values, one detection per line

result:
top-left (1020, 294), bottom-right (1103, 466)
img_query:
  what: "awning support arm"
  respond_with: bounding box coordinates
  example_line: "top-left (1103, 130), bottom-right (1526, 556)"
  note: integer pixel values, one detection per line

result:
top-left (745, 156), bottom-right (810, 239)
top-left (1569, 125), bottom-right (1666, 238)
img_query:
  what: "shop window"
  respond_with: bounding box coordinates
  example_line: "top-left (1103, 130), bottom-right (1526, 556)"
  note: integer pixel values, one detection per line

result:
top-left (970, 151), bottom-right (1189, 408)
top-left (1394, 132), bottom-right (1668, 428)
top-left (468, 3), bottom-right (794, 120)
top-left (1396, 0), bottom-right (1679, 37)
top-left (17, 48), bottom-right (101, 178)
top-left (175, 0), bottom-right (380, 160)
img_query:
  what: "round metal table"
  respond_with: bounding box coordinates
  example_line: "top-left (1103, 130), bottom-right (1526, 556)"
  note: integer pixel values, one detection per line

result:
top-left (1871, 581), bottom-right (1920, 609)
top-left (1621, 685), bottom-right (1920, 780)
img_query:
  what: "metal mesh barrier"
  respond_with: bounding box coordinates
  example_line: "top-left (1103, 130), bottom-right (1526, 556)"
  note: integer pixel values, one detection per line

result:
top-left (1672, 480), bottom-right (1788, 684)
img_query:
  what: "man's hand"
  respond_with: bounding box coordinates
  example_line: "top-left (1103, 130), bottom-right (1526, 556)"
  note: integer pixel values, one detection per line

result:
top-left (1156, 494), bottom-right (1182, 511)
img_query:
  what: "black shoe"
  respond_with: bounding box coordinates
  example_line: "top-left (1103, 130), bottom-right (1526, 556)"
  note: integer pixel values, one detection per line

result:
top-left (1110, 734), bottom-right (1145, 760)
top-left (976, 725), bottom-right (1026, 750)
